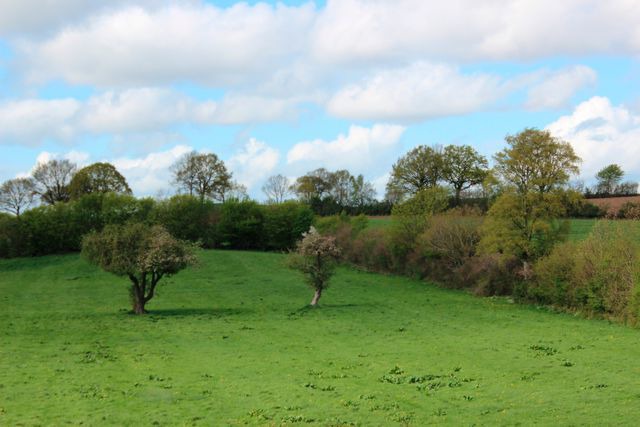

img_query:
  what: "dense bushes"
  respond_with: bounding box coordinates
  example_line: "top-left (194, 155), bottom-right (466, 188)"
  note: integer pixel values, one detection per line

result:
top-left (0, 194), bottom-right (314, 258)
top-left (528, 222), bottom-right (640, 323)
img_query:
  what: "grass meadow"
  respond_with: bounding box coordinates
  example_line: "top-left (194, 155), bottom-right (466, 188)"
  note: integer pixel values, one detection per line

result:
top-left (2, 249), bottom-right (640, 425)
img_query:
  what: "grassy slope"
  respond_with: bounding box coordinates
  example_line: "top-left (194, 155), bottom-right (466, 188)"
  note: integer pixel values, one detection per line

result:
top-left (2, 251), bottom-right (640, 425)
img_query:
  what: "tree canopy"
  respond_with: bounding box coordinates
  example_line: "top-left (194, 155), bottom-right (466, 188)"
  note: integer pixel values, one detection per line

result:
top-left (482, 128), bottom-right (581, 263)
top-left (82, 223), bottom-right (197, 314)
top-left (172, 151), bottom-right (232, 202)
top-left (32, 159), bottom-right (77, 205)
top-left (0, 178), bottom-right (36, 217)
top-left (68, 162), bottom-right (131, 200)
top-left (386, 145), bottom-right (444, 200)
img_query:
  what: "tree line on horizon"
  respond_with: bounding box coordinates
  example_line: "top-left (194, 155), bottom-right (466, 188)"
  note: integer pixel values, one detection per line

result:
top-left (1, 127), bottom-right (636, 219)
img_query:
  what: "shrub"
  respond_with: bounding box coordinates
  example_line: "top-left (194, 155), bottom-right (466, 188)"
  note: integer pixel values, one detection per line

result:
top-left (217, 199), bottom-right (264, 249)
top-left (263, 201), bottom-right (314, 251)
top-left (288, 227), bottom-right (341, 306)
top-left (151, 195), bottom-right (219, 247)
top-left (572, 222), bottom-right (640, 320)
top-left (529, 241), bottom-right (577, 306)
top-left (617, 202), bottom-right (640, 220)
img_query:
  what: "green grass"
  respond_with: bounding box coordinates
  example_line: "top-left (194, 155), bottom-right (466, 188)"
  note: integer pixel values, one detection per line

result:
top-left (2, 251), bottom-right (640, 425)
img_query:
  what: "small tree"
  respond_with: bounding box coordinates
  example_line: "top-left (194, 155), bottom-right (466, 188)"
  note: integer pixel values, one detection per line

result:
top-left (386, 145), bottom-right (444, 201)
top-left (288, 227), bottom-right (341, 306)
top-left (82, 223), bottom-right (197, 314)
top-left (442, 145), bottom-right (488, 205)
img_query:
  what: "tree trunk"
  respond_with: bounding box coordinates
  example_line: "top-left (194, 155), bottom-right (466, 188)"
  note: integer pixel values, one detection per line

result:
top-left (132, 296), bottom-right (146, 315)
top-left (310, 289), bottom-right (322, 306)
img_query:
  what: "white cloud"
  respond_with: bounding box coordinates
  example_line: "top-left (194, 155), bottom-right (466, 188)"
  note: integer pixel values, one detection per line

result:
top-left (0, 99), bottom-right (80, 145)
top-left (227, 138), bottom-right (280, 190)
top-left (112, 144), bottom-right (192, 195)
top-left (327, 62), bottom-right (506, 121)
top-left (19, 3), bottom-right (315, 87)
top-left (546, 96), bottom-right (640, 181)
top-left (0, 88), bottom-right (300, 145)
top-left (526, 66), bottom-right (597, 110)
top-left (312, 0), bottom-right (640, 64)
top-left (287, 124), bottom-right (406, 176)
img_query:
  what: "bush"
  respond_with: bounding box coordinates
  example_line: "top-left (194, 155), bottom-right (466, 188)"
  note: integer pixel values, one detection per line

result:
top-left (263, 201), bottom-right (314, 251)
top-left (529, 241), bottom-right (577, 306)
top-left (572, 222), bottom-right (640, 320)
top-left (151, 195), bottom-right (218, 247)
top-left (217, 200), bottom-right (264, 249)
top-left (617, 202), bottom-right (640, 220)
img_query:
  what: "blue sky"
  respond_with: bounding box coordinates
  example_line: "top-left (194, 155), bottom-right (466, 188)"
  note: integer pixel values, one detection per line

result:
top-left (1, 0), bottom-right (639, 199)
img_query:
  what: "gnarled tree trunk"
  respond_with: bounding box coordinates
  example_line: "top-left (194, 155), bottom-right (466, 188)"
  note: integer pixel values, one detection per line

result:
top-left (310, 289), bottom-right (322, 306)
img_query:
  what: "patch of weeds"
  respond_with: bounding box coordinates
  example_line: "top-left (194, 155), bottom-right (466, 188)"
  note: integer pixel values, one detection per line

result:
top-left (561, 360), bottom-right (574, 367)
top-left (569, 344), bottom-right (585, 351)
top-left (326, 418), bottom-right (356, 427)
top-left (303, 382), bottom-right (317, 389)
top-left (433, 408), bottom-right (447, 417)
top-left (583, 384), bottom-right (608, 390)
top-left (341, 400), bottom-right (360, 409)
top-left (463, 395), bottom-right (474, 401)
top-left (520, 372), bottom-right (541, 381)
top-left (320, 385), bottom-right (335, 392)
top-left (78, 384), bottom-right (108, 400)
top-left (247, 409), bottom-right (272, 421)
top-left (370, 403), bottom-right (400, 412)
top-left (78, 342), bottom-right (117, 364)
top-left (281, 414), bottom-right (314, 423)
top-left (391, 411), bottom-right (413, 423)
top-left (359, 394), bottom-right (375, 400)
top-left (529, 344), bottom-right (558, 356)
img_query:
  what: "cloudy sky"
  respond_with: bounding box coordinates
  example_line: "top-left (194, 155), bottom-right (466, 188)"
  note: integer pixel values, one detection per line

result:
top-left (1, 0), bottom-right (639, 199)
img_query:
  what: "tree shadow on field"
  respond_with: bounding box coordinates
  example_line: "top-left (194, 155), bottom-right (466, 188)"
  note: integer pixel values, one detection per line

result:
top-left (288, 303), bottom-right (373, 319)
top-left (144, 307), bottom-right (253, 318)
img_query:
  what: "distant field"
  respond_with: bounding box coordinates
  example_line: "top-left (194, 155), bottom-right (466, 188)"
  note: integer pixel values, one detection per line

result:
top-left (587, 195), bottom-right (640, 215)
top-left (2, 250), bottom-right (640, 425)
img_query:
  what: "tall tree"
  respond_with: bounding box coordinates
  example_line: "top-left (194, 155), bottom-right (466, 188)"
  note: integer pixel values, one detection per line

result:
top-left (68, 162), bottom-right (131, 200)
top-left (350, 174), bottom-right (377, 207)
top-left (291, 168), bottom-right (333, 202)
top-left (262, 174), bottom-right (291, 203)
top-left (386, 145), bottom-right (444, 201)
top-left (481, 128), bottom-right (581, 266)
top-left (0, 178), bottom-right (36, 217)
top-left (328, 169), bottom-right (353, 206)
top-left (171, 151), bottom-right (232, 202)
top-left (442, 145), bottom-right (488, 204)
top-left (595, 164), bottom-right (624, 195)
top-left (32, 159), bottom-right (77, 204)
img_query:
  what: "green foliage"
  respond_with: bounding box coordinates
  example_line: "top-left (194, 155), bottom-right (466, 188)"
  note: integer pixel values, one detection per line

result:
top-left (151, 195), bottom-right (219, 247)
top-left (262, 201), bottom-right (314, 250)
top-left (530, 222), bottom-right (640, 322)
top-left (595, 164), bottom-right (624, 195)
top-left (387, 145), bottom-right (444, 200)
top-left (442, 145), bottom-right (488, 204)
top-left (288, 227), bottom-right (341, 304)
top-left (171, 151), bottom-right (232, 202)
top-left (68, 162), bottom-right (131, 200)
top-left (82, 223), bottom-right (196, 314)
top-left (217, 199), bottom-right (264, 249)
top-left (483, 128), bottom-right (581, 262)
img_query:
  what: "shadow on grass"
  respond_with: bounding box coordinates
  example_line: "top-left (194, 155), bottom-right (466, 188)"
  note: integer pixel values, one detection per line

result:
top-left (287, 303), bottom-right (373, 319)
top-left (144, 307), bottom-right (253, 317)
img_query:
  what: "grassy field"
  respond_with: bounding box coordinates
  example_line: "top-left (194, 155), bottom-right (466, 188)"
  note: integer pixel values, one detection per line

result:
top-left (2, 251), bottom-right (640, 425)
